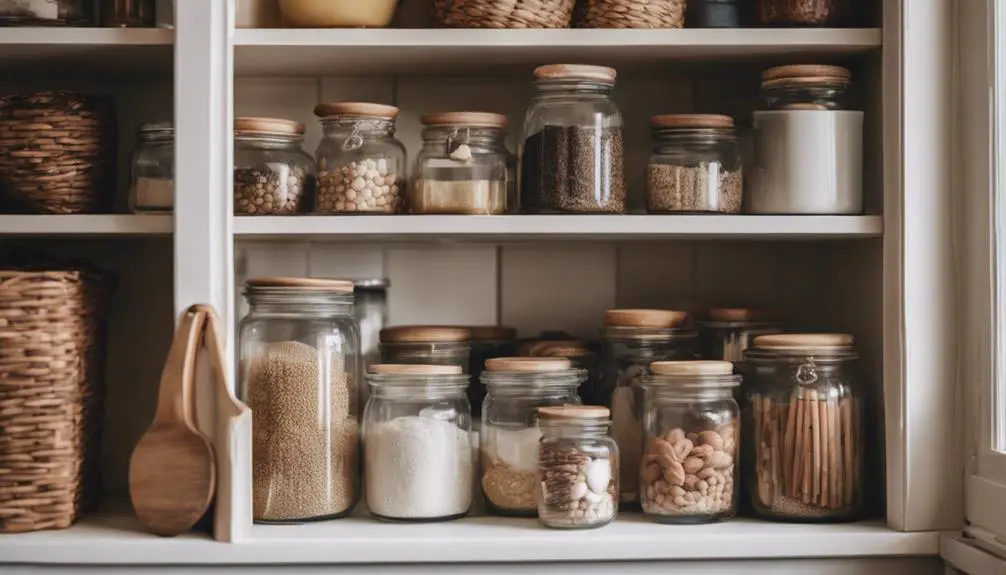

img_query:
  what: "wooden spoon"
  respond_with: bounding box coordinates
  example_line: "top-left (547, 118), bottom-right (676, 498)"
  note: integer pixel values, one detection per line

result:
top-left (129, 309), bottom-right (216, 536)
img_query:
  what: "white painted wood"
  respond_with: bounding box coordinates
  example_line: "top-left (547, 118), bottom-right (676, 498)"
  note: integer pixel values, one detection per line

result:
top-left (0, 28), bottom-right (173, 74)
top-left (0, 215), bottom-right (172, 235)
top-left (386, 246), bottom-right (497, 326)
top-left (942, 534), bottom-right (1006, 575)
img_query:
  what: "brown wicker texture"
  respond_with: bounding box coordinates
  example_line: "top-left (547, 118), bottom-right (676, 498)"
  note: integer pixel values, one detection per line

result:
top-left (432, 0), bottom-right (576, 28)
top-left (0, 92), bottom-right (117, 214)
top-left (576, 0), bottom-right (686, 28)
top-left (0, 268), bottom-right (113, 533)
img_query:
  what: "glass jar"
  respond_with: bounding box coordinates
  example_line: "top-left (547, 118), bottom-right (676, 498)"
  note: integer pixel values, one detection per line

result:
top-left (536, 405), bottom-right (618, 529)
top-left (697, 308), bottom-right (783, 363)
top-left (481, 357), bottom-right (585, 516)
top-left (237, 277), bottom-right (361, 523)
top-left (598, 309), bottom-right (699, 508)
top-left (742, 333), bottom-right (862, 522)
top-left (412, 112), bottom-right (510, 215)
top-left (467, 326), bottom-right (518, 419)
top-left (354, 278), bottom-right (388, 408)
top-left (314, 102), bottom-right (407, 214)
top-left (129, 122), bottom-right (174, 213)
top-left (519, 339), bottom-right (599, 406)
top-left (379, 325), bottom-right (471, 371)
top-left (758, 0), bottom-right (849, 26)
top-left (686, 0), bottom-right (741, 27)
top-left (761, 65), bottom-right (852, 111)
top-left (363, 364), bottom-right (472, 522)
top-left (646, 114), bottom-right (743, 214)
top-left (640, 361), bottom-right (740, 523)
top-left (0, 0), bottom-right (92, 25)
top-left (234, 117), bottom-right (315, 216)
top-left (520, 64), bottom-right (626, 214)
top-left (100, 0), bottom-right (155, 26)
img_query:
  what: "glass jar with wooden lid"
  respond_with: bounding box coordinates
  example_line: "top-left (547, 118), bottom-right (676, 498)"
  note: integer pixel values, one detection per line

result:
top-left (696, 307), bottom-right (783, 363)
top-left (758, 0), bottom-right (850, 26)
top-left (379, 325), bottom-right (472, 372)
top-left (519, 338), bottom-right (600, 405)
top-left (761, 65), bottom-right (853, 111)
top-left (129, 122), bottom-right (174, 213)
top-left (233, 117), bottom-right (316, 216)
top-left (314, 102), bottom-right (407, 214)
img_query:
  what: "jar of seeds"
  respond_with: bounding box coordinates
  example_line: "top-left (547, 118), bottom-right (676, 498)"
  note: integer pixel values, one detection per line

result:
top-left (379, 325), bottom-right (472, 372)
top-left (520, 64), bottom-right (626, 214)
top-left (233, 118), bottom-right (315, 216)
top-left (761, 65), bottom-right (852, 111)
top-left (314, 102), bottom-right (407, 214)
top-left (646, 114), bottom-right (743, 214)
top-left (758, 0), bottom-right (850, 26)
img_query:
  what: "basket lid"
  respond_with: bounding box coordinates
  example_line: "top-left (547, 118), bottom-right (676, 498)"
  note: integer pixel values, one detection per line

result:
top-left (420, 112), bottom-right (508, 128)
top-left (535, 64), bottom-right (617, 84)
top-left (762, 65), bottom-right (852, 83)
top-left (752, 333), bottom-right (853, 350)
top-left (368, 364), bottom-right (463, 375)
top-left (469, 325), bottom-right (518, 341)
top-left (538, 405), bottom-right (610, 420)
top-left (484, 357), bottom-right (572, 372)
top-left (380, 325), bottom-right (472, 343)
top-left (650, 360), bottom-right (733, 376)
top-left (245, 277), bottom-right (354, 292)
top-left (649, 114), bottom-right (734, 130)
top-left (314, 102), bottom-right (399, 120)
top-left (708, 307), bottom-right (781, 323)
top-left (234, 117), bottom-right (305, 135)
top-left (605, 309), bottom-right (689, 328)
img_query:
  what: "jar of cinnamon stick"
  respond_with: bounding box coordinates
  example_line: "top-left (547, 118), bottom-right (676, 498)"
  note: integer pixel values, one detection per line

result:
top-left (742, 333), bottom-right (862, 522)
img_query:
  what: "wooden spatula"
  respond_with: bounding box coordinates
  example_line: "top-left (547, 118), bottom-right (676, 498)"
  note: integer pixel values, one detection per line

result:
top-left (129, 308), bottom-right (217, 536)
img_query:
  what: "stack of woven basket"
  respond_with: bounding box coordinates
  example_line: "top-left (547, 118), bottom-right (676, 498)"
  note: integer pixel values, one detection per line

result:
top-left (432, 0), bottom-right (686, 28)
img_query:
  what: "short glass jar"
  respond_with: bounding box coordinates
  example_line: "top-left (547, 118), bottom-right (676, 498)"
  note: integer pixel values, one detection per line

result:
top-left (412, 112), bottom-right (510, 215)
top-left (363, 364), bottom-right (473, 522)
top-left (536, 405), bottom-right (618, 529)
top-left (761, 65), bottom-right (852, 111)
top-left (646, 114), bottom-right (743, 214)
top-left (379, 325), bottom-right (472, 371)
top-left (743, 333), bottom-right (862, 522)
top-left (520, 64), bottom-right (626, 214)
top-left (237, 277), bottom-right (361, 523)
top-left (467, 325), bottom-right (518, 419)
top-left (758, 0), bottom-right (849, 26)
top-left (100, 0), bottom-right (155, 26)
top-left (0, 0), bottom-right (92, 25)
top-left (234, 117), bottom-right (315, 216)
top-left (697, 308), bottom-right (783, 363)
top-left (481, 357), bottom-right (585, 516)
top-left (129, 122), bottom-right (174, 213)
top-left (640, 361), bottom-right (740, 524)
top-left (519, 339), bottom-right (599, 405)
top-left (314, 102), bottom-right (407, 214)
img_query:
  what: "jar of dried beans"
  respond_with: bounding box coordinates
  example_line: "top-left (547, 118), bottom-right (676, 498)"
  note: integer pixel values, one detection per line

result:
top-left (761, 65), bottom-right (852, 111)
top-left (640, 361), bottom-right (740, 523)
top-left (758, 0), bottom-right (849, 26)
top-left (646, 114), bottom-right (743, 214)
top-left (233, 118), bottom-right (315, 216)
top-left (379, 325), bottom-right (472, 372)
top-left (237, 277), bottom-right (362, 523)
top-left (520, 64), bottom-right (626, 214)
top-left (742, 333), bottom-right (862, 522)
top-left (481, 358), bottom-right (585, 516)
top-left (314, 102), bottom-right (407, 214)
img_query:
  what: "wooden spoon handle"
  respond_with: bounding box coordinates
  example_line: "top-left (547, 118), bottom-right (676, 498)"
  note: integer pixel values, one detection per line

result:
top-left (153, 309), bottom-right (207, 425)
top-left (191, 304), bottom-right (232, 397)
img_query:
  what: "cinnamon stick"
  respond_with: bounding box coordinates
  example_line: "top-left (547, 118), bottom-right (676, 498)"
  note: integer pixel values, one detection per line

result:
top-left (801, 392), bottom-right (812, 504)
top-left (769, 399), bottom-right (781, 504)
top-left (792, 390), bottom-right (805, 498)
top-left (811, 390), bottom-right (821, 505)
top-left (783, 395), bottom-right (797, 496)
top-left (842, 397), bottom-right (854, 506)
top-left (819, 394), bottom-right (829, 507)
top-left (829, 399), bottom-right (840, 509)
top-left (852, 397), bottom-right (861, 504)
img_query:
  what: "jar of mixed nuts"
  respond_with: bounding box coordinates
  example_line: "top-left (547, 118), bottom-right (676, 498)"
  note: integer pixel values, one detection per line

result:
top-left (233, 117), bottom-right (315, 216)
top-left (379, 325), bottom-right (471, 372)
top-left (761, 65), bottom-right (852, 111)
top-left (129, 122), bottom-right (174, 213)
top-left (640, 361), bottom-right (740, 524)
top-left (646, 114), bottom-right (743, 214)
top-left (314, 102), bottom-right (407, 214)
top-left (696, 308), bottom-right (783, 363)
top-left (758, 0), bottom-right (850, 26)
top-left (413, 112), bottom-right (511, 215)
top-left (536, 405), bottom-right (618, 530)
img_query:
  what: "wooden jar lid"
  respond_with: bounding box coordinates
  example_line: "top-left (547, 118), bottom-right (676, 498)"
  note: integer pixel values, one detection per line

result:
top-left (521, 339), bottom-right (592, 358)
top-left (234, 117), bottom-right (305, 135)
top-left (313, 102), bottom-right (399, 120)
top-left (420, 112), bottom-right (508, 128)
top-left (469, 325), bottom-right (518, 341)
top-left (534, 64), bottom-right (617, 83)
top-left (762, 65), bottom-right (852, 83)
top-left (605, 309), bottom-right (689, 328)
top-left (649, 114), bottom-right (734, 130)
top-left (485, 357), bottom-right (573, 372)
top-left (650, 360), bottom-right (733, 376)
top-left (753, 333), bottom-right (854, 350)
top-left (368, 364), bottom-right (463, 375)
top-left (538, 405), bottom-right (610, 419)
top-left (245, 277), bottom-right (354, 292)
top-left (708, 307), bottom-right (781, 322)
top-left (380, 325), bottom-right (472, 343)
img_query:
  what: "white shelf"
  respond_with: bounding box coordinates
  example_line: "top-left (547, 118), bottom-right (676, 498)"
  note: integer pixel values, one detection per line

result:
top-left (0, 215), bottom-right (172, 236)
top-left (233, 28), bottom-right (882, 75)
top-left (0, 28), bottom-right (174, 74)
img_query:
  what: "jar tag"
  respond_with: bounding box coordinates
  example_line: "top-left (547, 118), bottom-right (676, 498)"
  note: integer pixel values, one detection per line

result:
top-left (445, 128), bottom-right (473, 164)
top-left (796, 358), bottom-right (818, 386)
top-left (342, 124), bottom-right (364, 152)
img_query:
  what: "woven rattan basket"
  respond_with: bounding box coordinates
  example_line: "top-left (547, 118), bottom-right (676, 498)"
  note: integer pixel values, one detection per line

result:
top-left (0, 92), bottom-right (117, 214)
top-left (575, 0), bottom-right (686, 28)
top-left (0, 267), bottom-right (113, 533)
top-left (432, 0), bottom-right (575, 28)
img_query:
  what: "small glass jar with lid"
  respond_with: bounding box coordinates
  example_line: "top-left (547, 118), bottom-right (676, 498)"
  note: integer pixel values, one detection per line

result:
top-left (481, 357), bottom-right (585, 516)
top-left (598, 309), bottom-right (699, 509)
top-left (761, 65), bottom-right (853, 111)
top-left (536, 405), bottom-right (618, 529)
top-left (646, 114), bottom-right (743, 214)
top-left (379, 325), bottom-right (471, 371)
top-left (314, 102), bottom-right (407, 214)
top-left (237, 277), bottom-right (361, 523)
top-left (363, 364), bottom-right (473, 522)
top-left (697, 308), bottom-right (783, 363)
top-left (742, 333), bottom-right (862, 522)
top-left (234, 117), bottom-right (315, 216)
top-left (639, 361), bottom-right (740, 524)
top-left (412, 112), bottom-right (510, 215)
top-left (520, 64), bottom-right (626, 214)
top-left (467, 326), bottom-right (518, 419)
top-left (758, 0), bottom-right (849, 26)
top-left (129, 121), bottom-right (174, 213)
top-left (519, 339), bottom-right (600, 405)
top-left (0, 0), bottom-right (92, 25)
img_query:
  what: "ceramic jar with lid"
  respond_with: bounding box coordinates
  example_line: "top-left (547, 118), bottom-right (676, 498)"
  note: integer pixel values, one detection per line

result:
top-left (379, 325), bottom-right (471, 372)
top-left (758, 0), bottom-right (849, 26)
top-left (129, 122), bottom-right (174, 213)
top-left (314, 102), bottom-right (407, 214)
top-left (697, 308), bottom-right (783, 363)
top-left (233, 117), bottom-right (316, 216)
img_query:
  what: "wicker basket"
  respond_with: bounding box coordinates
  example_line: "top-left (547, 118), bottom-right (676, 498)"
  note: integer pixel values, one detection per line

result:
top-left (0, 267), bottom-right (113, 533)
top-left (432, 0), bottom-right (576, 28)
top-left (0, 92), bottom-right (117, 215)
top-left (575, 0), bottom-right (686, 28)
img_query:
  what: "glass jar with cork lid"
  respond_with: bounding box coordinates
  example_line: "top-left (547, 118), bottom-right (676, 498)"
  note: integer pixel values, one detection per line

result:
top-left (233, 117), bottom-right (316, 216)
top-left (761, 65), bottom-right (852, 111)
top-left (379, 326), bottom-right (472, 372)
top-left (129, 122), bottom-right (174, 213)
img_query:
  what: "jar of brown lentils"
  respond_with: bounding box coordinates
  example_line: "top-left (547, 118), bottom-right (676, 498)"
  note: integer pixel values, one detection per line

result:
top-left (234, 117), bottom-right (316, 216)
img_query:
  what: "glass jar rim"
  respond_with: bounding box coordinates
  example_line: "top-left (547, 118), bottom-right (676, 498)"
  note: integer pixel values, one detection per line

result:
top-left (603, 325), bottom-right (698, 342)
top-left (314, 101), bottom-right (399, 121)
top-left (534, 64), bottom-right (617, 85)
top-left (696, 319), bottom-right (784, 329)
top-left (420, 112), bottom-right (508, 129)
top-left (744, 348), bottom-right (858, 364)
top-left (482, 369), bottom-right (587, 389)
top-left (640, 372), bottom-right (741, 390)
top-left (139, 121), bottom-right (174, 136)
top-left (365, 372), bottom-right (471, 390)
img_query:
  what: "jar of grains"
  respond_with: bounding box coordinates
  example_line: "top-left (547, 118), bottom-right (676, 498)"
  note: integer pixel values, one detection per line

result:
top-left (536, 406), bottom-right (618, 530)
top-left (742, 334), bottom-right (862, 522)
top-left (761, 65), bottom-right (852, 111)
top-left (363, 364), bottom-right (473, 522)
top-left (233, 117), bottom-right (315, 216)
top-left (237, 277), bottom-right (361, 523)
top-left (758, 0), bottom-right (849, 26)
top-left (519, 339), bottom-right (600, 406)
top-left (598, 309), bottom-right (699, 509)
top-left (314, 102), bottom-right (407, 214)
top-left (379, 325), bottom-right (472, 372)
top-left (481, 358), bottom-right (585, 516)
top-left (412, 112), bottom-right (511, 215)
top-left (696, 308), bottom-right (783, 363)
top-left (640, 361), bottom-right (740, 523)
top-left (129, 122), bottom-right (174, 213)
top-left (646, 114), bottom-right (743, 214)
top-left (520, 64), bottom-right (626, 214)
top-left (467, 326), bottom-right (518, 420)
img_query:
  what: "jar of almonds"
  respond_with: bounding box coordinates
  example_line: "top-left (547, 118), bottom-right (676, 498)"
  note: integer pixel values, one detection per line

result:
top-left (233, 117), bottom-right (315, 216)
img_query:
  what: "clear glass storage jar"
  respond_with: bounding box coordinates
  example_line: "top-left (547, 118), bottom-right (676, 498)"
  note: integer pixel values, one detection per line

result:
top-left (237, 277), bottom-right (361, 523)
top-left (363, 364), bottom-right (472, 522)
top-left (467, 325), bottom-right (518, 420)
top-left (100, 0), bottom-right (155, 26)
top-left (536, 405), bottom-right (618, 529)
top-left (481, 357), bottom-right (585, 516)
top-left (234, 117), bottom-right (315, 216)
top-left (379, 325), bottom-right (471, 371)
top-left (0, 0), bottom-right (92, 25)
top-left (598, 309), bottom-right (699, 508)
top-left (413, 112), bottom-right (510, 215)
top-left (758, 0), bottom-right (849, 26)
top-left (520, 64), bottom-right (626, 214)
top-left (519, 338), bottom-right (599, 406)
top-left (354, 278), bottom-right (388, 408)
top-left (314, 102), bottom-right (407, 214)
top-left (129, 122), bottom-right (174, 213)
top-left (742, 333), bottom-right (862, 522)
top-left (646, 114), bottom-right (743, 214)
top-left (761, 65), bottom-right (852, 111)
top-left (697, 308), bottom-right (783, 363)
top-left (640, 361), bottom-right (740, 523)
